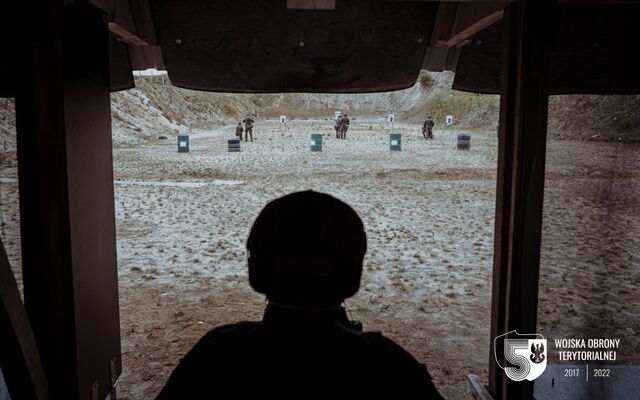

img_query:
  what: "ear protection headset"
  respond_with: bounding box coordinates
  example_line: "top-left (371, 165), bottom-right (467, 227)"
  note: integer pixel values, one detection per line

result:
top-left (247, 234), bottom-right (366, 301)
top-left (246, 191), bottom-right (366, 303)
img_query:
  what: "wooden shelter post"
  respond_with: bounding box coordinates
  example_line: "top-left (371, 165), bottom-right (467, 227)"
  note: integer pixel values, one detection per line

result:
top-left (489, 1), bottom-right (555, 399)
top-left (15, 2), bottom-right (122, 399)
top-left (0, 237), bottom-right (48, 399)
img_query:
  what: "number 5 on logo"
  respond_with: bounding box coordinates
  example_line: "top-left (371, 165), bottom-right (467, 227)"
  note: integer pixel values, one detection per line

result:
top-left (495, 331), bottom-right (547, 381)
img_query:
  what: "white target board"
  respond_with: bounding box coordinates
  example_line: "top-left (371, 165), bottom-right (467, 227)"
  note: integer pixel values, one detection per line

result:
top-left (280, 115), bottom-right (287, 124)
top-left (388, 114), bottom-right (395, 124)
top-left (446, 115), bottom-right (453, 126)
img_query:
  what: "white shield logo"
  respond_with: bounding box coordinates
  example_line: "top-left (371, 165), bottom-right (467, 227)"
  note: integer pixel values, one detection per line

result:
top-left (495, 331), bottom-right (547, 381)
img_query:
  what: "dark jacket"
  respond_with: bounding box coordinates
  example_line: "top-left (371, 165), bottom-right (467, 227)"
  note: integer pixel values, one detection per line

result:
top-left (243, 117), bottom-right (254, 128)
top-left (423, 119), bottom-right (434, 129)
top-left (340, 117), bottom-right (350, 129)
top-left (156, 306), bottom-right (443, 398)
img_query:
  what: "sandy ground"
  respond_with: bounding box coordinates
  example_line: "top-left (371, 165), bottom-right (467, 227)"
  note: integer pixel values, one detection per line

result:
top-left (111, 120), bottom-right (497, 399)
top-left (538, 140), bottom-right (640, 360)
top-left (1, 119), bottom-right (639, 399)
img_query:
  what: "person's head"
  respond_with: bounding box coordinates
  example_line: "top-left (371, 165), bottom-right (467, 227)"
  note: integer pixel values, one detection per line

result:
top-left (247, 191), bottom-right (366, 309)
top-left (237, 122), bottom-right (242, 125)
top-left (343, 114), bottom-right (348, 117)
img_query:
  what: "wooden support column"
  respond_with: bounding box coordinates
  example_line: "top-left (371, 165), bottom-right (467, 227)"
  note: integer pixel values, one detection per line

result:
top-left (0, 237), bottom-right (48, 400)
top-left (15, 2), bottom-right (121, 399)
top-left (489, 1), bottom-right (556, 400)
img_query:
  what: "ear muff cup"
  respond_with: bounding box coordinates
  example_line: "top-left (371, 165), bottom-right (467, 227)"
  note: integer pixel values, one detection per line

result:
top-left (247, 234), bottom-right (366, 300)
top-left (246, 191), bottom-right (366, 304)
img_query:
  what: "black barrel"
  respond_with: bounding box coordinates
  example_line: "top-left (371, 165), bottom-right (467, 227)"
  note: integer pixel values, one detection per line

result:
top-left (228, 138), bottom-right (241, 152)
top-left (457, 134), bottom-right (470, 150)
top-left (311, 133), bottom-right (323, 152)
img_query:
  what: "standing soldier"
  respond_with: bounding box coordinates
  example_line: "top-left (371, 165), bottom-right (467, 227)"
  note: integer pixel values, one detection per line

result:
top-left (423, 116), bottom-right (434, 140)
top-left (235, 122), bottom-right (243, 139)
top-left (334, 113), bottom-right (342, 138)
top-left (339, 113), bottom-right (350, 139)
top-left (243, 114), bottom-right (255, 142)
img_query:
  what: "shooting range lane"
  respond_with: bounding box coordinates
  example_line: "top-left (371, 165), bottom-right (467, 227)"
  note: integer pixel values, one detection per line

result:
top-left (110, 118), bottom-right (496, 399)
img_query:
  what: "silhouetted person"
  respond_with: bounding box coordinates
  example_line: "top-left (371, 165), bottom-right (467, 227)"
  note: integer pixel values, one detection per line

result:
top-left (423, 116), bottom-right (434, 140)
top-left (339, 113), bottom-right (350, 139)
top-left (334, 113), bottom-right (342, 138)
top-left (243, 114), bottom-right (254, 142)
top-left (156, 191), bottom-right (443, 399)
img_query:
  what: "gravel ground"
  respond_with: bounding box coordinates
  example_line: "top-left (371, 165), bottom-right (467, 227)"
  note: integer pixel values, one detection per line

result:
top-left (2, 119), bottom-right (639, 399)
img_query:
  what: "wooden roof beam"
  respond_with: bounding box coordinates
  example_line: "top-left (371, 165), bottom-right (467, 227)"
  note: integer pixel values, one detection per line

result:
top-left (92, 0), bottom-right (157, 46)
top-left (439, 9), bottom-right (504, 48)
top-left (108, 21), bottom-right (149, 45)
top-left (430, 2), bottom-right (507, 49)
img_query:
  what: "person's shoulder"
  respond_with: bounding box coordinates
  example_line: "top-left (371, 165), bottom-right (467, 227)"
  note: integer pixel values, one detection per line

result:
top-left (196, 321), bottom-right (262, 347)
top-left (360, 331), bottom-right (443, 398)
top-left (360, 331), bottom-right (420, 362)
top-left (175, 322), bottom-right (262, 366)
top-left (186, 321), bottom-right (262, 354)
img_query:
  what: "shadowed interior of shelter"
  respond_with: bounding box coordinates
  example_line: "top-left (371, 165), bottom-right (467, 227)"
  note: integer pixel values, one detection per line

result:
top-left (1, 1), bottom-right (640, 400)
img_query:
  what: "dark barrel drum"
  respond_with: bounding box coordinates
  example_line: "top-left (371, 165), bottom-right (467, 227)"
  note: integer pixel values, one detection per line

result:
top-left (457, 134), bottom-right (470, 150)
top-left (311, 133), bottom-right (323, 152)
top-left (177, 135), bottom-right (189, 153)
top-left (228, 138), bottom-right (241, 152)
top-left (390, 133), bottom-right (401, 151)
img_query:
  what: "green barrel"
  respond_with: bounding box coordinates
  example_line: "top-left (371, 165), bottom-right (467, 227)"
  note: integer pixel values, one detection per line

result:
top-left (228, 138), bottom-right (241, 152)
top-left (177, 135), bottom-right (189, 153)
top-left (457, 134), bottom-right (471, 150)
top-left (390, 133), bottom-right (401, 151)
top-left (311, 133), bottom-right (323, 152)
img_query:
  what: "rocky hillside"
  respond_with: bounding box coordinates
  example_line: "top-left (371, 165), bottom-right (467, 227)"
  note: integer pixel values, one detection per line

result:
top-left (1, 71), bottom-right (639, 151)
top-left (548, 94), bottom-right (640, 141)
top-left (109, 71), bottom-right (639, 145)
top-left (109, 71), bottom-right (501, 145)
